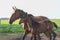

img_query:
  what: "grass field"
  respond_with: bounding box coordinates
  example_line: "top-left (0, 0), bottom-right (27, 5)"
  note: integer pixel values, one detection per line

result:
top-left (51, 19), bottom-right (60, 27)
top-left (0, 19), bottom-right (60, 33)
top-left (0, 19), bottom-right (24, 33)
top-left (1, 20), bottom-right (19, 24)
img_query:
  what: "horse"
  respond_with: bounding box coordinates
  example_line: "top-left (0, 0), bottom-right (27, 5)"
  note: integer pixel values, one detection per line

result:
top-left (20, 13), bottom-right (57, 40)
top-left (9, 7), bottom-right (58, 40)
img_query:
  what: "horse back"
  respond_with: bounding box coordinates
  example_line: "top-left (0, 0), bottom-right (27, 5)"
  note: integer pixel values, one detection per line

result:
top-left (33, 16), bottom-right (49, 23)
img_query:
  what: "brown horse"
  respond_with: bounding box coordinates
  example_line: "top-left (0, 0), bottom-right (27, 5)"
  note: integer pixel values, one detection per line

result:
top-left (9, 7), bottom-right (57, 40)
top-left (20, 13), bottom-right (57, 40)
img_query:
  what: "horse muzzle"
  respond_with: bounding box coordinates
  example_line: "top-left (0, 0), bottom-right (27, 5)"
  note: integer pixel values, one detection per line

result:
top-left (9, 20), bottom-right (13, 24)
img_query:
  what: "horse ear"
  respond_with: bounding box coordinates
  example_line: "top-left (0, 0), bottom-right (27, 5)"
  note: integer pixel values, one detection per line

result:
top-left (12, 6), bottom-right (17, 10)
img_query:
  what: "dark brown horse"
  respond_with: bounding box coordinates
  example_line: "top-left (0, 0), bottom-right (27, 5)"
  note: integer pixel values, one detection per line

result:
top-left (9, 7), bottom-right (58, 40)
top-left (20, 13), bottom-right (57, 40)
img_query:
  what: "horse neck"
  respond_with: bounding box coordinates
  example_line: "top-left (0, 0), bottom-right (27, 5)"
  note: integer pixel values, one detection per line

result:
top-left (23, 14), bottom-right (34, 29)
top-left (28, 17), bottom-right (40, 29)
top-left (27, 17), bottom-right (34, 28)
top-left (23, 19), bottom-right (32, 31)
top-left (24, 22), bottom-right (28, 28)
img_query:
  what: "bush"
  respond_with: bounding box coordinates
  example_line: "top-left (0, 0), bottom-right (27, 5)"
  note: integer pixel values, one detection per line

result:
top-left (0, 24), bottom-right (24, 33)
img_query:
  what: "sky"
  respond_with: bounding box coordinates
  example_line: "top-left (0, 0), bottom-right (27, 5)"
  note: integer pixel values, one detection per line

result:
top-left (0, 0), bottom-right (60, 19)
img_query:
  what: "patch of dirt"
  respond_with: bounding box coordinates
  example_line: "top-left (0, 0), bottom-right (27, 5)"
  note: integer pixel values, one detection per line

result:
top-left (0, 32), bottom-right (60, 40)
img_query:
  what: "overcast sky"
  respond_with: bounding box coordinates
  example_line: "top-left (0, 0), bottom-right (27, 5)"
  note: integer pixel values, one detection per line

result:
top-left (0, 0), bottom-right (60, 19)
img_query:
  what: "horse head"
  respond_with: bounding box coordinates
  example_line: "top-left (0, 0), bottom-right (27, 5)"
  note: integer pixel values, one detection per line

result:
top-left (9, 7), bottom-right (25, 24)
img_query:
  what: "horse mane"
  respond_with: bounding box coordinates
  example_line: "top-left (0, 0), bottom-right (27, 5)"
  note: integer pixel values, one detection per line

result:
top-left (28, 14), bottom-right (33, 17)
top-left (16, 9), bottom-right (26, 14)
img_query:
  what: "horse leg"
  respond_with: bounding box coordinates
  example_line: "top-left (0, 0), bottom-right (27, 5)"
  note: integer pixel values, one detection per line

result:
top-left (52, 31), bottom-right (57, 40)
top-left (34, 34), bottom-right (37, 40)
top-left (37, 34), bottom-right (41, 40)
top-left (49, 33), bottom-right (52, 40)
top-left (44, 31), bottom-right (52, 40)
top-left (31, 33), bottom-right (34, 40)
top-left (23, 30), bottom-right (29, 40)
top-left (48, 31), bottom-right (57, 40)
top-left (31, 33), bottom-right (37, 40)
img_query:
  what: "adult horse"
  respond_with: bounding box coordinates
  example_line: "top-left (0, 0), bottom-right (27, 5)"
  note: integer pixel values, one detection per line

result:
top-left (9, 7), bottom-right (58, 40)
top-left (20, 13), bottom-right (57, 40)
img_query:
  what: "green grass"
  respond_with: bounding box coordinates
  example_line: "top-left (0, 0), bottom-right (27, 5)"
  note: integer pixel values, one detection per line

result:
top-left (1, 20), bottom-right (19, 24)
top-left (0, 19), bottom-right (24, 33)
top-left (1, 20), bottom-right (9, 24)
top-left (0, 19), bottom-right (60, 33)
top-left (1, 19), bottom-right (60, 25)
top-left (51, 19), bottom-right (60, 27)
top-left (0, 24), bottom-right (24, 33)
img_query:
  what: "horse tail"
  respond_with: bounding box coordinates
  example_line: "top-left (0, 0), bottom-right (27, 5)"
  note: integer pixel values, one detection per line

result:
top-left (52, 22), bottom-right (58, 28)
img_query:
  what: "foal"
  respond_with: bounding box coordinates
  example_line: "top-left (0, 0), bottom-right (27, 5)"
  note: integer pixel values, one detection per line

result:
top-left (20, 13), bottom-right (41, 40)
top-left (20, 13), bottom-right (57, 40)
